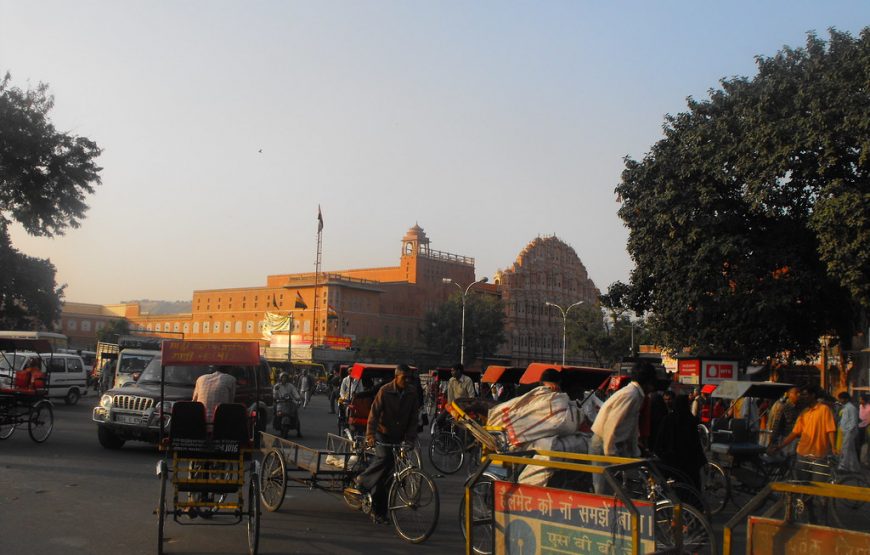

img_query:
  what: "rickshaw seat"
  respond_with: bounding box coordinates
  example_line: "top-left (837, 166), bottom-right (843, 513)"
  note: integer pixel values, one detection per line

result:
top-left (710, 418), bottom-right (764, 456)
top-left (170, 401), bottom-right (207, 440)
top-left (212, 403), bottom-right (249, 445)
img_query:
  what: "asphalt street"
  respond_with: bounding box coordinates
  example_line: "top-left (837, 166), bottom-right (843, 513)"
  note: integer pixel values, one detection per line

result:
top-left (0, 394), bottom-right (469, 555)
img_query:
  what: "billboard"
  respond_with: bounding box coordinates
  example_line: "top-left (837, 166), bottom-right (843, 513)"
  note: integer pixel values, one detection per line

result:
top-left (701, 360), bottom-right (736, 384)
top-left (493, 481), bottom-right (655, 554)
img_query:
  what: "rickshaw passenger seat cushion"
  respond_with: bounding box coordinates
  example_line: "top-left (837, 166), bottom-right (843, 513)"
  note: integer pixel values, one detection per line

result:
top-left (170, 401), bottom-right (208, 440)
top-left (212, 403), bottom-right (249, 444)
top-left (710, 442), bottom-right (766, 456)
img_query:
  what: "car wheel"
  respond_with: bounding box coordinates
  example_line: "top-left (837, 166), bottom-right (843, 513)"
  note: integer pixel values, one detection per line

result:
top-left (65, 389), bottom-right (81, 405)
top-left (97, 426), bottom-right (126, 449)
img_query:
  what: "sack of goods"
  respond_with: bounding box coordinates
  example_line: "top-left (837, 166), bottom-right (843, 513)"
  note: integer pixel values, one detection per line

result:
top-left (487, 386), bottom-right (579, 447)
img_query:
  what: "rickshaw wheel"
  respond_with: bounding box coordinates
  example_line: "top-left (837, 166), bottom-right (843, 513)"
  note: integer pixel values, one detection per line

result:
top-left (260, 450), bottom-right (286, 512)
top-left (700, 461), bottom-right (729, 515)
top-left (0, 420), bottom-right (15, 440)
top-left (247, 472), bottom-right (261, 555)
top-left (28, 400), bottom-right (53, 443)
top-left (157, 467), bottom-right (167, 555)
top-left (459, 472), bottom-right (497, 555)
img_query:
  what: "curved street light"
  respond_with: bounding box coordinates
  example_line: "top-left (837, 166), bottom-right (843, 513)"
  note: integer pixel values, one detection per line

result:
top-left (442, 276), bottom-right (489, 365)
top-left (545, 300), bottom-right (585, 366)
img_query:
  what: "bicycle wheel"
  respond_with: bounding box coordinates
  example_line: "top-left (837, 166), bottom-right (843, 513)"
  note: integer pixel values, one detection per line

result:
top-left (666, 481), bottom-right (710, 519)
top-left (428, 431), bottom-right (464, 475)
top-left (700, 461), bottom-right (729, 515)
top-left (28, 400), bottom-right (53, 443)
top-left (388, 469), bottom-right (439, 543)
top-left (654, 500), bottom-right (718, 555)
top-left (259, 450), bottom-right (287, 512)
top-left (0, 419), bottom-right (15, 440)
top-left (247, 472), bottom-right (261, 555)
top-left (466, 444), bottom-right (483, 477)
top-left (831, 471), bottom-right (870, 529)
top-left (459, 473), bottom-right (496, 555)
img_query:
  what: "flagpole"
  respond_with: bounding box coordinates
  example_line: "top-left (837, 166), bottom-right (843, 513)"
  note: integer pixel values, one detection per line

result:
top-left (313, 206), bottom-right (323, 348)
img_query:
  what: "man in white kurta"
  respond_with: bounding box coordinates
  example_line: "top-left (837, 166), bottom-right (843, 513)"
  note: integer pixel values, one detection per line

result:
top-left (588, 362), bottom-right (658, 494)
top-left (837, 391), bottom-right (861, 472)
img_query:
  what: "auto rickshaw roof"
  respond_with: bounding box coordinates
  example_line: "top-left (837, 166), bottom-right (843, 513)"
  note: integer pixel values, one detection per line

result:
top-left (711, 380), bottom-right (793, 400)
top-left (520, 363), bottom-right (614, 389)
top-left (161, 341), bottom-right (261, 366)
top-left (350, 363), bottom-right (418, 380)
top-left (481, 365), bottom-right (525, 384)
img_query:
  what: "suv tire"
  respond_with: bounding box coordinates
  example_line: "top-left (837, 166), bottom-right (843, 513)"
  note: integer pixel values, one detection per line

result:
top-left (98, 426), bottom-right (126, 449)
top-left (65, 388), bottom-right (81, 405)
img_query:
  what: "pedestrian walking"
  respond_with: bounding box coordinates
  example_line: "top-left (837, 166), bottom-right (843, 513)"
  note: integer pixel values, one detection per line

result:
top-left (836, 391), bottom-right (861, 472)
top-left (300, 370), bottom-right (313, 408)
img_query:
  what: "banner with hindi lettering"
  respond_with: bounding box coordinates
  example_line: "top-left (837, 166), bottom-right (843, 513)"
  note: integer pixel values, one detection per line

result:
top-left (493, 481), bottom-right (655, 554)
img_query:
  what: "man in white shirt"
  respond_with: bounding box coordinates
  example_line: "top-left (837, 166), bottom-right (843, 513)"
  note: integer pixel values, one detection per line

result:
top-left (447, 364), bottom-right (476, 405)
top-left (589, 362), bottom-right (658, 494)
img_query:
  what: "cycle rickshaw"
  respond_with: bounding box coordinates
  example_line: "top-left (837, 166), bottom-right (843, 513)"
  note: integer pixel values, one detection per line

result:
top-left (155, 341), bottom-right (263, 555)
top-left (0, 338), bottom-right (54, 443)
top-left (259, 362), bottom-right (440, 544)
top-left (479, 365), bottom-right (525, 402)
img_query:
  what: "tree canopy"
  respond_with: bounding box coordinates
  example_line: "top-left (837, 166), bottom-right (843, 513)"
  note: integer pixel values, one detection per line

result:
top-left (565, 301), bottom-right (648, 368)
top-left (615, 29), bottom-right (869, 362)
top-left (422, 293), bottom-right (506, 366)
top-left (0, 72), bottom-right (102, 328)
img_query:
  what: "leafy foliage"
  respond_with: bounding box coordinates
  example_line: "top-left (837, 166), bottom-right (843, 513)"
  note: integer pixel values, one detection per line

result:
top-left (422, 293), bottom-right (506, 365)
top-left (0, 72), bottom-right (101, 328)
top-left (565, 301), bottom-right (648, 367)
top-left (95, 318), bottom-right (131, 343)
top-left (615, 29), bottom-right (868, 362)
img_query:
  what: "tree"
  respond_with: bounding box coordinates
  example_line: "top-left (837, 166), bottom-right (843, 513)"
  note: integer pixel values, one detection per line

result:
top-left (422, 294), bottom-right (506, 365)
top-left (96, 318), bottom-right (130, 343)
top-left (0, 72), bottom-right (102, 328)
top-left (565, 301), bottom-right (648, 368)
top-left (615, 29), bottom-right (868, 364)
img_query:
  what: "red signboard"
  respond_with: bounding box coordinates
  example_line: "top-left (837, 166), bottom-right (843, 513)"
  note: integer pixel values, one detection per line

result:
top-left (747, 516), bottom-right (870, 554)
top-left (161, 341), bottom-right (260, 366)
top-left (677, 359), bottom-right (700, 385)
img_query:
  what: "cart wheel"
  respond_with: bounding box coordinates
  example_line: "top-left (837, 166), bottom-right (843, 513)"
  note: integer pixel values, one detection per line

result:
top-left (158, 466), bottom-right (167, 555)
top-left (0, 420), bottom-right (15, 440)
top-left (28, 400), bottom-right (53, 443)
top-left (654, 500), bottom-right (718, 555)
top-left (388, 469), bottom-right (439, 544)
top-left (260, 450), bottom-right (287, 512)
top-left (700, 461), bottom-right (729, 515)
top-left (428, 431), bottom-right (464, 474)
top-left (247, 472), bottom-right (261, 555)
top-left (831, 471), bottom-right (870, 528)
top-left (459, 472), bottom-right (497, 555)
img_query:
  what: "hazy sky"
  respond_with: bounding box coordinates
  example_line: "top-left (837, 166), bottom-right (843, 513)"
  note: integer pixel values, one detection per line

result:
top-left (2, 2), bottom-right (867, 305)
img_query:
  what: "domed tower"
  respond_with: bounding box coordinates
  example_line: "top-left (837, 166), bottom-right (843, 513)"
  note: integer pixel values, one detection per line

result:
top-left (401, 223), bottom-right (430, 257)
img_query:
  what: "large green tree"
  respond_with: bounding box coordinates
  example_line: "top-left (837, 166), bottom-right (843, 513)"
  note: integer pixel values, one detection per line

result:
top-left (616, 29), bottom-right (869, 364)
top-left (565, 300), bottom-right (649, 368)
top-left (0, 72), bottom-right (101, 328)
top-left (422, 293), bottom-right (506, 366)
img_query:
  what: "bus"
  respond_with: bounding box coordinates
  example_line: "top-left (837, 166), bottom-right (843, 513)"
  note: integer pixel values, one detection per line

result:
top-left (0, 331), bottom-right (69, 352)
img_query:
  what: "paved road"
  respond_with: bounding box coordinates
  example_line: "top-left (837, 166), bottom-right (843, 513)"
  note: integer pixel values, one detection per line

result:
top-left (0, 394), bottom-right (469, 555)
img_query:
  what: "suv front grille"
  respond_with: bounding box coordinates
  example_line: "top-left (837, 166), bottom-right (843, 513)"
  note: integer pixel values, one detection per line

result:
top-left (113, 395), bottom-right (154, 412)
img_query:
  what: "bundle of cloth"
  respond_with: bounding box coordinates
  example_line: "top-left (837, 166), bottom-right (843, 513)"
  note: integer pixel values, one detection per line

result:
top-left (487, 385), bottom-right (588, 487)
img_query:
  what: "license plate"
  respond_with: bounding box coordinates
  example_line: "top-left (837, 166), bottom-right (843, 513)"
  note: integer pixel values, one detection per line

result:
top-left (114, 414), bottom-right (141, 425)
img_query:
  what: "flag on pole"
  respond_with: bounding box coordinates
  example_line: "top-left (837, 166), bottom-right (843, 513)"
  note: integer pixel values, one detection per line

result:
top-left (317, 205), bottom-right (323, 232)
top-left (271, 294), bottom-right (280, 309)
top-left (295, 291), bottom-right (308, 309)
top-left (327, 304), bottom-right (338, 320)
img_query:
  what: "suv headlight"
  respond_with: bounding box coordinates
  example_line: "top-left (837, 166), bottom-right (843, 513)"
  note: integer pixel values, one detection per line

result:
top-left (100, 394), bottom-right (113, 409)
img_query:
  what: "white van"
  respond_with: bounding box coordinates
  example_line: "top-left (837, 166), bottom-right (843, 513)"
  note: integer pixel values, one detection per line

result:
top-left (40, 352), bottom-right (89, 405)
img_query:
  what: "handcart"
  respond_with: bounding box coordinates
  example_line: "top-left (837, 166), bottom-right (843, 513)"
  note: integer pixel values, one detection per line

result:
top-left (0, 337), bottom-right (54, 443)
top-left (259, 429), bottom-right (440, 543)
top-left (154, 341), bottom-right (263, 555)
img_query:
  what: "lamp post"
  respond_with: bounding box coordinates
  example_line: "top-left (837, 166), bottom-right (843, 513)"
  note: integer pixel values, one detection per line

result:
top-left (544, 301), bottom-right (584, 366)
top-left (442, 277), bottom-right (489, 365)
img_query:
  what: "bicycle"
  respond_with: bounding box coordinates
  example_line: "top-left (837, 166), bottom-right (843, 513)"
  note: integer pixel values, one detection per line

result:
top-left (348, 442), bottom-right (440, 543)
top-left (786, 455), bottom-right (870, 528)
top-left (428, 411), bottom-right (482, 475)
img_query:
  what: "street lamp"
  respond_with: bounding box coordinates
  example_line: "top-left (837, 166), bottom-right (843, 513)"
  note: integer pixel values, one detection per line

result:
top-left (442, 276), bottom-right (489, 365)
top-left (544, 301), bottom-right (584, 366)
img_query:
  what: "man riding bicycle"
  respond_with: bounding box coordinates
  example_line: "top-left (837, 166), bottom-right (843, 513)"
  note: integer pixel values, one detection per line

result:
top-left (348, 364), bottom-right (419, 524)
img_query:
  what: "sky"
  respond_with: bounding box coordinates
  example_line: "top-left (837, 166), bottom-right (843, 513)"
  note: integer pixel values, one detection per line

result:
top-left (1, 1), bottom-right (868, 305)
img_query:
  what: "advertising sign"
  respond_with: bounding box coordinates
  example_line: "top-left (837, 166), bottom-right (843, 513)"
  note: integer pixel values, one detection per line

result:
top-left (702, 360), bottom-right (736, 384)
top-left (493, 481), bottom-right (655, 554)
top-left (747, 516), bottom-right (870, 555)
top-left (162, 341), bottom-right (260, 366)
top-left (678, 359), bottom-right (700, 385)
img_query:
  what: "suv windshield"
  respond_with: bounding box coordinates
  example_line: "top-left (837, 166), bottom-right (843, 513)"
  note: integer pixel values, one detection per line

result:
top-left (137, 357), bottom-right (257, 387)
top-left (118, 353), bottom-right (156, 375)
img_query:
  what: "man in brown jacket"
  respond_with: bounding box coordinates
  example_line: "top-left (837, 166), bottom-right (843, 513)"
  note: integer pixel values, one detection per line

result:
top-left (351, 364), bottom-right (419, 523)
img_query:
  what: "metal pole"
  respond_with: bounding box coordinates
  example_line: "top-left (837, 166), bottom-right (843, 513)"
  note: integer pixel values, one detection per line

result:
top-left (460, 292), bottom-right (467, 365)
top-left (545, 301), bottom-right (584, 366)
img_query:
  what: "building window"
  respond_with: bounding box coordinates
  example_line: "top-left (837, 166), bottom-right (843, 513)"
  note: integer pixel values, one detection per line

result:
top-left (154, 323), bottom-right (161, 332)
top-left (246, 321), bottom-right (254, 333)
top-left (203, 322), bottom-right (210, 333)
top-left (67, 320), bottom-right (76, 330)
top-left (232, 321), bottom-right (239, 333)
top-left (81, 320), bottom-right (91, 332)
top-left (213, 321), bottom-right (220, 334)
top-left (193, 322), bottom-right (200, 333)
top-left (96, 322), bottom-right (105, 331)
top-left (173, 323), bottom-right (180, 332)
top-left (183, 323), bottom-right (190, 334)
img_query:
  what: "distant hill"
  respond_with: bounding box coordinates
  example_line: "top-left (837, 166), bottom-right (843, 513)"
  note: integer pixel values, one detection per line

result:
top-left (123, 299), bottom-right (192, 315)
